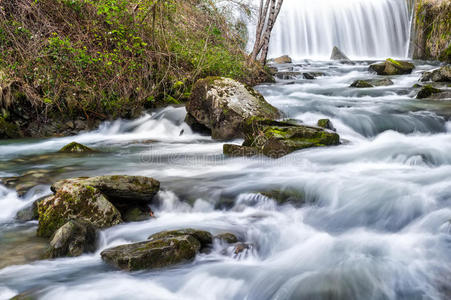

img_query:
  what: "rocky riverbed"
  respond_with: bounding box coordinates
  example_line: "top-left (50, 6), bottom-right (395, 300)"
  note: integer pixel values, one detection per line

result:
top-left (0, 58), bottom-right (450, 300)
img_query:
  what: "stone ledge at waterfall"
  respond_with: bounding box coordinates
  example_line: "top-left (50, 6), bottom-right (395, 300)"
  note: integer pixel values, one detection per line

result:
top-left (37, 175), bottom-right (160, 238)
top-left (185, 77), bottom-right (281, 140)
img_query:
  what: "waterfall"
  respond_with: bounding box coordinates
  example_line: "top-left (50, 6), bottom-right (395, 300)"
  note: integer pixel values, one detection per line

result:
top-left (254, 0), bottom-right (413, 60)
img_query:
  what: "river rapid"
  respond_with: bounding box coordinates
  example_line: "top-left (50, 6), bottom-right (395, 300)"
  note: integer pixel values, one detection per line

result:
top-left (0, 60), bottom-right (450, 300)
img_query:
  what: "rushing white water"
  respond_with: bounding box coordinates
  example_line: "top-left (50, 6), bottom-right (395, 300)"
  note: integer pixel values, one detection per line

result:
top-left (249, 0), bottom-right (412, 60)
top-left (0, 61), bottom-right (450, 299)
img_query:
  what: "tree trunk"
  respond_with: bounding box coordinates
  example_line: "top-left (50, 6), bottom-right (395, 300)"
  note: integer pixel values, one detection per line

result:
top-left (250, 0), bottom-right (283, 65)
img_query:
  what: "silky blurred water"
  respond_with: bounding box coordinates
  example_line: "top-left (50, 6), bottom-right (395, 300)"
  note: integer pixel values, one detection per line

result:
top-left (0, 60), bottom-right (450, 300)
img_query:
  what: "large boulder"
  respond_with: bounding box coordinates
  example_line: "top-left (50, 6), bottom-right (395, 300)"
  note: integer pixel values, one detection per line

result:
top-left (101, 229), bottom-right (212, 271)
top-left (224, 118), bottom-right (340, 158)
top-left (45, 220), bottom-right (97, 258)
top-left (38, 175), bottom-right (160, 237)
top-left (51, 175), bottom-right (160, 205)
top-left (185, 77), bottom-right (281, 140)
top-left (369, 59), bottom-right (415, 75)
top-left (350, 79), bottom-right (394, 88)
top-left (37, 183), bottom-right (122, 238)
top-left (420, 65), bottom-right (451, 82)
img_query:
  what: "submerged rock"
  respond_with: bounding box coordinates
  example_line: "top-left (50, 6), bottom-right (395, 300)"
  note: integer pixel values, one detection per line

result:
top-left (275, 72), bottom-right (302, 80)
top-left (58, 142), bottom-right (97, 153)
top-left (0, 226), bottom-right (48, 269)
top-left (317, 119), bottom-right (335, 131)
top-left (417, 85), bottom-right (443, 99)
top-left (369, 59), bottom-right (415, 75)
top-left (2, 169), bottom-right (53, 196)
top-left (271, 55), bottom-right (292, 64)
top-left (330, 46), bottom-right (352, 62)
top-left (15, 199), bottom-right (40, 222)
top-left (215, 233), bottom-right (238, 244)
top-left (225, 118), bottom-right (340, 158)
top-left (185, 77), bottom-right (280, 140)
top-left (123, 206), bottom-right (153, 222)
top-left (45, 220), bottom-right (97, 258)
top-left (101, 229), bottom-right (212, 271)
top-left (259, 188), bottom-right (305, 206)
top-left (303, 72), bottom-right (325, 80)
top-left (223, 144), bottom-right (261, 157)
top-left (350, 79), bottom-right (394, 88)
top-left (420, 65), bottom-right (451, 82)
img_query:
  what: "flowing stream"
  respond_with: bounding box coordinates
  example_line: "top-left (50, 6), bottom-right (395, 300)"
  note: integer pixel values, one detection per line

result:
top-left (248, 0), bottom-right (413, 60)
top-left (0, 59), bottom-right (450, 299)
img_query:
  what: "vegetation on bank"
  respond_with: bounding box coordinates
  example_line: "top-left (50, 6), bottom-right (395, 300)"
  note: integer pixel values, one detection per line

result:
top-left (0, 0), bottom-right (269, 138)
top-left (413, 0), bottom-right (451, 62)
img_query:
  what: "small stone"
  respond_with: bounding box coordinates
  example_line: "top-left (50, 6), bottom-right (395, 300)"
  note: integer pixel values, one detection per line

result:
top-left (369, 59), bottom-right (414, 75)
top-left (58, 142), bottom-right (97, 153)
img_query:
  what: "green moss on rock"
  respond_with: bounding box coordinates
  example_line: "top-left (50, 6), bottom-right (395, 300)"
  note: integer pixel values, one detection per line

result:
top-left (101, 232), bottom-right (207, 271)
top-left (369, 59), bottom-right (415, 75)
top-left (58, 142), bottom-right (97, 153)
top-left (417, 85), bottom-right (443, 99)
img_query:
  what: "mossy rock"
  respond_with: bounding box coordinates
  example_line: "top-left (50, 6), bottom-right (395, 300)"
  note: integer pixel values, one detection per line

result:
top-left (317, 119), bottom-right (335, 131)
top-left (185, 77), bottom-right (281, 140)
top-left (417, 85), bottom-right (443, 99)
top-left (259, 189), bottom-right (305, 207)
top-left (240, 118), bottom-right (340, 158)
top-left (148, 229), bottom-right (213, 248)
top-left (215, 233), bottom-right (238, 244)
top-left (101, 234), bottom-right (202, 271)
top-left (350, 79), bottom-right (394, 88)
top-left (51, 175), bottom-right (160, 205)
top-left (45, 220), bottom-right (97, 258)
top-left (37, 184), bottom-right (122, 238)
top-left (58, 142), bottom-right (97, 153)
top-left (420, 65), bottom-right (451, 82)
top-left (223, 144), bottom-right (261, 157)
top-left (123, 206), bottom-right (152, 222)
top-left (369, 59), bottom-right (414, 75)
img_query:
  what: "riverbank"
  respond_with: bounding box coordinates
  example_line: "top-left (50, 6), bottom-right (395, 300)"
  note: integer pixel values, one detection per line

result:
top-left (0, 0), bottom-right (270, 139)
top-left (412, 0), bottom-right (451, 62)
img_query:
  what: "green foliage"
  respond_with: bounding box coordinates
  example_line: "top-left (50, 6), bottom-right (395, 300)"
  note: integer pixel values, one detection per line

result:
top-left (0, 0), bottom-right (256, 125)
